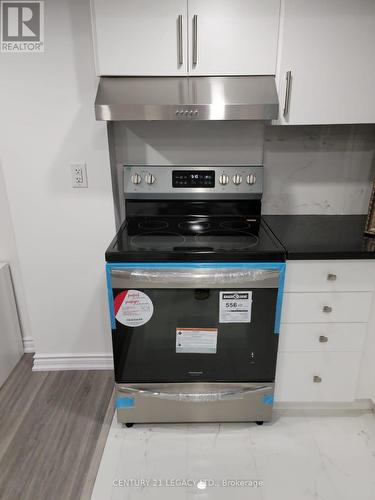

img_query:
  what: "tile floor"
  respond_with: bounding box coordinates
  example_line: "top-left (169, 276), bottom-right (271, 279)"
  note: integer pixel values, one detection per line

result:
top-left (91, 412), bottom-right (375, 500)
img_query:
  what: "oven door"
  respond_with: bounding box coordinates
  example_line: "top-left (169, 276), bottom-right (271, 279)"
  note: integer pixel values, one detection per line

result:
top-left (107, 264), bottom-right (285, 384)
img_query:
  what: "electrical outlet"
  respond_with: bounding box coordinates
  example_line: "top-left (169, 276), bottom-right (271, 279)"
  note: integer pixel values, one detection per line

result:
top-left (71, 163), bottom-right (88, 188)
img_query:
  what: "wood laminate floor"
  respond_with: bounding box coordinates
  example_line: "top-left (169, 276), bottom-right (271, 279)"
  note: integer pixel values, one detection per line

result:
top-left (0, 354), bottom-right (114, 500)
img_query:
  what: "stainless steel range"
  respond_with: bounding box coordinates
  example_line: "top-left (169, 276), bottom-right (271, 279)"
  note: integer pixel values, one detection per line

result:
top-left (105, 165), bottom-right (285, 426)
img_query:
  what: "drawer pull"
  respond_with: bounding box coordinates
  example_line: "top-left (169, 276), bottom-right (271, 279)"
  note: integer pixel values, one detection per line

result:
top-left (313, 375), bottom-right (322, 383)
top-left (327, 273), bottom-right (337, 281)
top-left (323, 305), bottom-right (332, 313)
top-left (319, 335), bottom-right (328, 343)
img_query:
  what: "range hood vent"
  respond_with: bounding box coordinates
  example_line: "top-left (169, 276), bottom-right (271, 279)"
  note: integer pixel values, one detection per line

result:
top-left (95, 76), bottom-right (279, 121)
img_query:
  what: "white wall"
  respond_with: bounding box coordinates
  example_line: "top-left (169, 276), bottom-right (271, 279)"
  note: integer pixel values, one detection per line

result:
top-left (0, 0), bottom-right (114, 361)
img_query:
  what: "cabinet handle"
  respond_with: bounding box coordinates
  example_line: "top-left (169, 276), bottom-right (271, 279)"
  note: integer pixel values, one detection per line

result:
top-left (177, 15), bottom-right (183, 66)
top-left (319, 335), bottom-right (328, 343)
top-left (313, 375), bottom-right (322, 383)
top-left (192, 14), bottom-right (198, 66)
top-left (323, 305), bottom-right (332, 313)
top-left (327, 273), bottom-right (337, 281)
top-left (283, 70), bottom-right (292, 117)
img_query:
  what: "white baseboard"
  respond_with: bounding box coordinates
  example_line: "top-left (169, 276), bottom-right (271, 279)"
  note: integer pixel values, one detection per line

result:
top-left (23, 336), bottom-right (35, 353)
top-left (32, 353), bottom-right (114, 371)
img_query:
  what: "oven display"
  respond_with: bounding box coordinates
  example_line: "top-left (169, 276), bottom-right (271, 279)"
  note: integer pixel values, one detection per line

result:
top-left (172, 170), bottom-right (215, 188)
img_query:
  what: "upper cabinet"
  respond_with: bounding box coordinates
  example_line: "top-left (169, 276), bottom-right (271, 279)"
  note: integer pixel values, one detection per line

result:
top-left (188, 0), bottom-right (280, 76)
top-left (91, 0), bottom-right (188, 76)
top-left (276, 0), bottom-right (375, 125)
top-left (91, 0), bottom-right (280, 76)
top-left (91, 0), bottom-right (375, 125)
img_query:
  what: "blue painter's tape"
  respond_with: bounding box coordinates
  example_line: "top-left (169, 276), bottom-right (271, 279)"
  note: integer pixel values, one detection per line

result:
top-left (105, 261), bottom-right (286, 334)
top-left (116, 397), bottom-right (135, 409)
top-left (262, 394), bottom-right (274, 406)
top-left (274, 263), bottom-right (286, 335)
top-left (106, 262), bottom-right (286, 271)
top-left (105, 264), bottom-right (116, 329)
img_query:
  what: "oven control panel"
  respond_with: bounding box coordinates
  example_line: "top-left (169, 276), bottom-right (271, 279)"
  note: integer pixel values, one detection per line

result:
top-left (172, 170), bottom-right (215, 188)
top-left (124, 165), bottom-right (263, 199)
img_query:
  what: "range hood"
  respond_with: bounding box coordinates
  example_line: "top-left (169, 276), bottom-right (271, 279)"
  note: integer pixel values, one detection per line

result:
top-left (95, 76), bottom-right (279, 121)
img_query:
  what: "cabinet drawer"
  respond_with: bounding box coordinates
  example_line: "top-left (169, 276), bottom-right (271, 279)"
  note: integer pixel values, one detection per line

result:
top-left (281, 292), bottom-right (372, 324)
top-left (284, 261), bottom-right (375, 293)
top-left (275, 352), bottom-right (362, 402)
top-left (278, 323), bottom-right (367, 353)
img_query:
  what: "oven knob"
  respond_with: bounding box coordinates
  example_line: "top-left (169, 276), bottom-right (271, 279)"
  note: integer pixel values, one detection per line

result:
top-left (219, 174), bottom-right (229, 185)
top-left (232, 174), bottom-right (243, 185)
top-left (131, 173), bottom-right (142, 185)
top-left (145, 173), bottom-right (156, 185)
top-left (246, 173), bottom-right (256, 185)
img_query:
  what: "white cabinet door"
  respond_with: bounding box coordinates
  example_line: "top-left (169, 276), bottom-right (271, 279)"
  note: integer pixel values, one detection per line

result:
top-left (188, 0), bottom-right (280, 76)
top-left (275, 352), bottom-right (362, 402)
top-left (91, 0), bottom-right (188, 76)
top-left (277, 0), bottom-right (375, 125)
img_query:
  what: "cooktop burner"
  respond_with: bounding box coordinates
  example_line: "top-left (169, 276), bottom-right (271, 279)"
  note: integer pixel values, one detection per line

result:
top-left (138, 220), bottom-right (169, 230)
top-left (131, 232), bottom-right (186, 250)
top-left (178, 220), bottom-right (211, 232)
top-left (196, 231), bottom-right (259, 250)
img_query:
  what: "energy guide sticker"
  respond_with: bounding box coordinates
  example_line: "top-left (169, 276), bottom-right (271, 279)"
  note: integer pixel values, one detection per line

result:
top-left (114, 290), bottom-right (153, 327)
top-left (219, 291), bottom-right (252, 323)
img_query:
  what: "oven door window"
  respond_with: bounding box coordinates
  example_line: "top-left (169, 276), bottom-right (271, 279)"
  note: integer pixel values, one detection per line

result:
top-left (111, 287), bottom-right (278, 383)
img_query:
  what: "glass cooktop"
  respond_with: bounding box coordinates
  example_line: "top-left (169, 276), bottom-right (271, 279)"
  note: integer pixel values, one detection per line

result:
top-left (105, 217), bottom-right (286, 263)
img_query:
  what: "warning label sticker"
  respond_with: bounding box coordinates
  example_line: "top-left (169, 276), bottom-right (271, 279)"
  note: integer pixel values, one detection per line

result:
top-left (114, 290), bottom-right (154, 327)
top-left (219, 291), bottom-right (252, 323)
top-left (176, 328), bottom-right (218, 354)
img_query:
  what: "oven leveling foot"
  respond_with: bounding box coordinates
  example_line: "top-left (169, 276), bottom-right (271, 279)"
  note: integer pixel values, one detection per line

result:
top-left (124, 423), bottom-right (134, 428)
top-left (256, 421), bottom-right (264, 426)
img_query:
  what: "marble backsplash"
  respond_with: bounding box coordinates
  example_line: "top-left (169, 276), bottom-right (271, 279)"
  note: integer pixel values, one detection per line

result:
top-left (114, 122), bottom-right (375, 215)
top-left (112, 121), bottom-right (265, 167)
top-left (263, 125), bottom-right (375, 215)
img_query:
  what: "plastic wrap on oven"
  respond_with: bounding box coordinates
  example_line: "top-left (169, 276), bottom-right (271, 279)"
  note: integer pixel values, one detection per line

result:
top-left (111, 268), bottom-right (280, 288)
top-left (117, 385), bottom-right (272, 402)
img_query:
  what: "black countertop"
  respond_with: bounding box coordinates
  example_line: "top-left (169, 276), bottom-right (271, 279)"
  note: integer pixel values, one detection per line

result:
top-left (263, 215), bottom-right (375, 260)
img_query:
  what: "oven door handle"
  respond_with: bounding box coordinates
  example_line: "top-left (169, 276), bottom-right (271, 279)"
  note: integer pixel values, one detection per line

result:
top-left (117, 385), bottom-right (273, 402)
